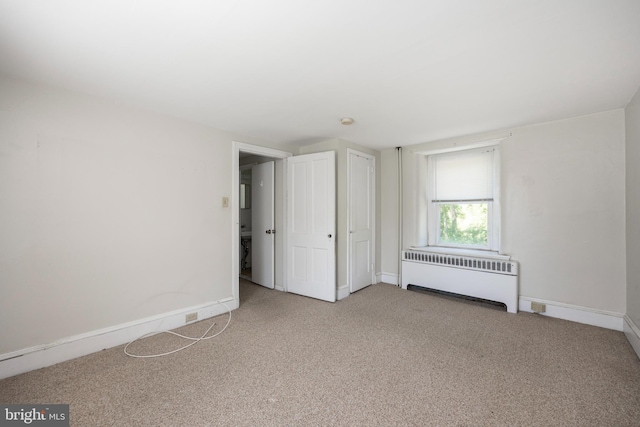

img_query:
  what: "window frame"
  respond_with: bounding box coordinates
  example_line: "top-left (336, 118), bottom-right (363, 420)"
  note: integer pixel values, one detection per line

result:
top-left (426, 145), bottom-right (501, 252)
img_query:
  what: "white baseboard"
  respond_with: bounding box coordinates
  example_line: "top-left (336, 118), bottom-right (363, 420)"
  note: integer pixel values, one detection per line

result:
top-left (518, 297), bottom-right (624, 331)
top-left (379, 272), bottom-right (399, 285)
top-left (623, 315), bottom-right (640, 359)
top-left (0, 297), bottom-right (238, 380)
top-left (337, 285), bottom-right (350, 301)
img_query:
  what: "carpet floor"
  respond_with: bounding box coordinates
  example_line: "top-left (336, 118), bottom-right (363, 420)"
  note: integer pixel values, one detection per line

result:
top-left (1, 281), bottom-right (639, 426)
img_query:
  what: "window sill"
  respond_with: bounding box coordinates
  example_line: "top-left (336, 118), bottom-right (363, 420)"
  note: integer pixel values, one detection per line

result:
top-left (409, 246), bottom-right (510, 261)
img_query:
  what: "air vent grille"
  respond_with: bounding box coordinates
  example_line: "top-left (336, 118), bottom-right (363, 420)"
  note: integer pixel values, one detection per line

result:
top-left (402, 250), bottom-right (518, 276)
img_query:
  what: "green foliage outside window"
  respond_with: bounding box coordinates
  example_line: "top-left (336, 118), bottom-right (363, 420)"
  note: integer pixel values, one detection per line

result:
top-left (439, 203), bottom-right (488, 246)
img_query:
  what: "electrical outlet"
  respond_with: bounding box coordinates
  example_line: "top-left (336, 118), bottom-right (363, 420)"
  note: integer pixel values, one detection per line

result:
top-left (531, 302), bottom-right (546, 313)
top-left (185, 312), bottom-right (198, 322)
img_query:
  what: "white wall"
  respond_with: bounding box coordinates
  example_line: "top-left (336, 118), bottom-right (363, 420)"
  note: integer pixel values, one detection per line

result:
top-left (626, 87), bottom-right (640, 329)
top-left (0, 75), bottom-right (293, 356)
top-left (380, 149), bottom-right (399, 283)
top-left (381, 110), bottom-right (626, 313)
top-left (1, 71), bottom-right (632, 368)
top-left (300, 139), bottom-right (381, 293)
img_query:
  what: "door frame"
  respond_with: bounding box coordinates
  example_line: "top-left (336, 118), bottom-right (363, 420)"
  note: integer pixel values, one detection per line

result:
top-left (232, 142), bottom-right (292, 302)
top-left (346, 148), bottom-right (376, 293)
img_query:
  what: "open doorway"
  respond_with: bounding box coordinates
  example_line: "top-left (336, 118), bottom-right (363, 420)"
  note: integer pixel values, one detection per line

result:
top-left (238, 155), bottom-right (275, 288)
top-left (238, 164), bottom-right (253, 281)
top-left (231, 142), bottom-right (292, 303)
top-left (232, 142), bottom-right (338, 304)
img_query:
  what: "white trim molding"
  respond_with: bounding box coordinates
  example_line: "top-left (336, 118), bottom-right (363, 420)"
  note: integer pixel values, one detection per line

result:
top-left (412, 137), bottom-right (508, 156)
top-left (337, 285), bottom-right (350, 301)
top-left (623, 315), bottom-right (640, 359)
top-left (379, 272), bottom-right (399, 285)
top-left (0, 297), bottom-right (238, 380)
top-left (519, 296), bottom-right (624, 331)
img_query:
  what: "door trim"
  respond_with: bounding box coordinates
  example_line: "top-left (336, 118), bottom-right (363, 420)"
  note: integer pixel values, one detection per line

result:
top-left (232, 142), bottom-right (292, 301)
top-left (346, 148), bottom-right (376, 294)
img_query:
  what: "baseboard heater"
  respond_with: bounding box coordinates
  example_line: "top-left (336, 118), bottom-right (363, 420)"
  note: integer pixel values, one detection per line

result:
top-left (401, 249), bottom-right (519, 313)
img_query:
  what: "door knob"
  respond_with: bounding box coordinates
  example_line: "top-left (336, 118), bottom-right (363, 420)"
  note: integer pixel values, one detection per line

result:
top-left (328, 234), bottom-right (332, 238)
top-left (266, 230), bottom-right (271, 234)
top-left (266, 229), bottom-right (276, 234)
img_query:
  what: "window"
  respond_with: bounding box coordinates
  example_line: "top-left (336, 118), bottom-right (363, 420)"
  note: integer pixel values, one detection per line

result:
top-left (427, 146), bottom-right (500, 251)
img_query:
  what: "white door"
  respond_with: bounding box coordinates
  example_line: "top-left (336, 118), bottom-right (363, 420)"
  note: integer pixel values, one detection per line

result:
top-left (348, 150), bottom-right (375, 293)
top-left (251, 161), bottom-right (275, 289)
top-left (286, 152), bottom-right (336, 302)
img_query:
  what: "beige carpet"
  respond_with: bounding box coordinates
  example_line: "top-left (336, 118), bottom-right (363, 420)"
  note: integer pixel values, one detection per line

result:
top-left (1, 281), bottom-right (639, 426)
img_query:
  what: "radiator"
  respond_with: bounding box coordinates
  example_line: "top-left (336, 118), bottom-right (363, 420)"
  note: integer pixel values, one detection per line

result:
top-left (401, 249), bottom-right (519, 313)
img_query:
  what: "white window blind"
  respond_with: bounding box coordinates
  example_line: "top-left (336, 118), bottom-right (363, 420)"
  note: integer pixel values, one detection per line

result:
top-left (426, 144), bottom-right (501, 251)
top-left (433, 148), bottom-right (495, 202)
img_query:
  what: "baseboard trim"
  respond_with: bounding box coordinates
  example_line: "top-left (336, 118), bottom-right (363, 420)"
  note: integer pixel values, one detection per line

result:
top-left (623, 315), bottom-right (640, 359)
top-left (518, 296), bottom-right (624, 331)
top-left (337, 285), bottom-right (350, 301)
top-left (379, 272), bottom-right (399, 285)
top-left (0, 297), bottom-right (238, 380)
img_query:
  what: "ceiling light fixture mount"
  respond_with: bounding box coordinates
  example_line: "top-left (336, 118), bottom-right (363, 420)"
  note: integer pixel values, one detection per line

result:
top-left (340, 117), bottom-right (354, 125)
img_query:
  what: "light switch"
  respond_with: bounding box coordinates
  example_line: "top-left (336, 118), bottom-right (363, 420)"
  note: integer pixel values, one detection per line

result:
top-left (222, 197), bottom-right (229, 207)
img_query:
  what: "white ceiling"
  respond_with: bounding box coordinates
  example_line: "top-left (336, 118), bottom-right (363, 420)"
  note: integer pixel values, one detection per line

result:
top-left (1, 0), bottom-right (639, 150)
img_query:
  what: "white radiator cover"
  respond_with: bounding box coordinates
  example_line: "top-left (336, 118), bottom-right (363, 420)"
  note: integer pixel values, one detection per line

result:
top-left (401, 249), bottom-right (519, 313)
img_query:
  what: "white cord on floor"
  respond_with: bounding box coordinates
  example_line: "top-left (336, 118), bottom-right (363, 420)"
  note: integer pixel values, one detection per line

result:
top-left (123, 302), bottom-right (231, 358)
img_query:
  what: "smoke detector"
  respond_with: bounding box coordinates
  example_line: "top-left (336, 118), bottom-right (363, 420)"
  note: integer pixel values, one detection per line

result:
top-left (340, 117), bottom-right (354, 125)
